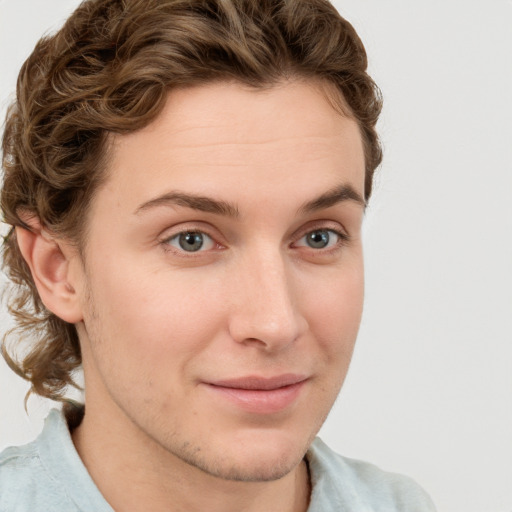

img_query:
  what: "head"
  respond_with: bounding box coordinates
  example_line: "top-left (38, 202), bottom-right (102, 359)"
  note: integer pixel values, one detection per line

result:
top-left (1, 0), bottom-right (381, 482)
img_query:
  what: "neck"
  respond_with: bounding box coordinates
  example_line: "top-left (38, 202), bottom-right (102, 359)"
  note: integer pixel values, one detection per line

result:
top-left (71, 400), bottom-right (311, 512)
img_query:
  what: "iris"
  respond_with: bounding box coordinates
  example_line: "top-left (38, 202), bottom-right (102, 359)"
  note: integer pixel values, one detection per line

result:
top-left (306, 230), bottom-right (331, 249)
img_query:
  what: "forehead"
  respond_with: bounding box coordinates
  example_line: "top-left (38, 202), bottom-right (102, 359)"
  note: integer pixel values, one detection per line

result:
top-left (97, 80), bottom-right (365, 214)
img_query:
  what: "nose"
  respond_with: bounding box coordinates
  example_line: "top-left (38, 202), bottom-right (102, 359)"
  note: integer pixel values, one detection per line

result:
top-left (227, 248), bottom-right (308, 351)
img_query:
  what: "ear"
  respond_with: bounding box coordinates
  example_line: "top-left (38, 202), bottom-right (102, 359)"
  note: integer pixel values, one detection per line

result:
top-left (15, 219), bottom-right (83, 324)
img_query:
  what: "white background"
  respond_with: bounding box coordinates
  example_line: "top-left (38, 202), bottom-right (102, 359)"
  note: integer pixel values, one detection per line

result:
top-left (1, 1), bottom-right (511, 511)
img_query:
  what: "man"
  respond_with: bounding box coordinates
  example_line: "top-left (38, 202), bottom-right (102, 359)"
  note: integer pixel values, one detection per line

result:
top-left (0, 0), bottom-right (436, 510)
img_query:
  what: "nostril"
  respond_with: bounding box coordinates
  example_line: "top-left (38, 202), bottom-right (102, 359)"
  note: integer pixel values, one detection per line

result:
top-left (227, 255), bottom-right (308, 348)
top-left (228, 307), bottom-right (307, 351)
top-left (240, 337), bottom-right (268, 348)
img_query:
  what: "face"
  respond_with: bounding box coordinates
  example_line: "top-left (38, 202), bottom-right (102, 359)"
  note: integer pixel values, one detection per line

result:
top-left (71, 80), bottom-right (366, 482)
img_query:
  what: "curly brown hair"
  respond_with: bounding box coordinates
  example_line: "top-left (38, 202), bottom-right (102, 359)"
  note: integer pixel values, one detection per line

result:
top-left (1, 0), bottom-right (382, 402)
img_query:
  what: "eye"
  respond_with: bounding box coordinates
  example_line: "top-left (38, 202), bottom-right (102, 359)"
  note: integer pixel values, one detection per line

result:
top-left (165, 231), bottom-right (215, 252)
top-left (295, 229), bottom-right (344, 250)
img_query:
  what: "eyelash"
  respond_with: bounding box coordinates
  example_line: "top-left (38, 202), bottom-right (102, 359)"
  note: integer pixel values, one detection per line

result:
top-left (160, 229), bottom-right (222, 257)
top-left (160, 225), bottom-right (350, 257)
top-left (293, 228), bottom-right (349, 251)
top-left (163, 231), bottom-right (217, 253)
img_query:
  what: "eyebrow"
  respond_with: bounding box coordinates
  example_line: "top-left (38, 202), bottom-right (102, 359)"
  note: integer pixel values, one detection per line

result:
top-left (298, 183), bottom-right (366, 213)
top-left (134, 183), bottom-right (365, 218)
top-left (134, 191), bottom-right (240, 218)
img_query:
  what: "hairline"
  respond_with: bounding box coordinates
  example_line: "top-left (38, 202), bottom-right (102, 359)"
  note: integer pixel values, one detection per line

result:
top-left (74, 76), bottom-right (362, 258)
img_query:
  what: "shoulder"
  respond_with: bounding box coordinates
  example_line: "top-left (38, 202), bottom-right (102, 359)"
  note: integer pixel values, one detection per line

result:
top-left (0, 439), bottom-right (76, 512)
top-left (307, 438), bottom-right (436, 512)
top-left (1, 408), bottom-right (112, 512)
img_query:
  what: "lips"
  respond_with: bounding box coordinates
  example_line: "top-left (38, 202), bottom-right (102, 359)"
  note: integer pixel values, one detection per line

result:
top-left (204, 374), bottom-right (308, 414)
top-left (210, 374), bottom-right (307, 390)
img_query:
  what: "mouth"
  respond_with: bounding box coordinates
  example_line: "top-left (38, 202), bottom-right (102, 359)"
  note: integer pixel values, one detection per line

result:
top-left (204, 374), bottom-right (308, 414)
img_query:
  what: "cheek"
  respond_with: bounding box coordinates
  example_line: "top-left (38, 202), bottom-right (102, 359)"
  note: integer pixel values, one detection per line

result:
top-left (304, 262), bottom-right (364, 356)
top-left (82, 258), bottom-right (226, 365)
top-left (79, 266), bottom-right (228, 418)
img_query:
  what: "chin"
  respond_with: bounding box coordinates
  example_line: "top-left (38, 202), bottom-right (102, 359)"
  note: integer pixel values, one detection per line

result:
top-left (207, 459), bottom-right (298, 482)
top-left (170, 428), bottom-right (312, 482)
top-left (182, 449), bottom-right (302, 482)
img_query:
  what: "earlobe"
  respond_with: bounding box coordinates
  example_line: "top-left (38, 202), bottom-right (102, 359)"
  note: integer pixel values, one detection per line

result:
top-left (15, 221), bottom-right (83, 324)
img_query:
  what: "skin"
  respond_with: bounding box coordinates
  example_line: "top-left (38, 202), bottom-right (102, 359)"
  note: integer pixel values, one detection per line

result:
top-left (18, 80), bottom-right (366, 512)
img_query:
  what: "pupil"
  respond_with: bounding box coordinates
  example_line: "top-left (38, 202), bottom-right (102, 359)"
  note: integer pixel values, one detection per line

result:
top-left (179, 232), bottom-right (203, 252)
top-left (308, 230), bottom-right (329, 248)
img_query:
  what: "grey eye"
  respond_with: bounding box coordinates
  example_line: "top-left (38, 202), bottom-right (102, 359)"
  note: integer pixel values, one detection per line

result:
top-left (179, 232), bottom-right (204, 251)
top-left (306, 230), bottom-right (331, 249)
top-left (295, 229), bottom-right (341, 250)
top-left (167, 231), bottom-right (214, 252)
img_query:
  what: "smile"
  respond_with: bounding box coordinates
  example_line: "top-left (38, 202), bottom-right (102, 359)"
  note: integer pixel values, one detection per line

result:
top-left (204, 374), bottom-right (308, 414)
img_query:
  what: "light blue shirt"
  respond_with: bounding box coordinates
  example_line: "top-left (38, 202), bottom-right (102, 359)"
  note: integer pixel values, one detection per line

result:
top-left (0, 409), bottom-right (436, 511)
